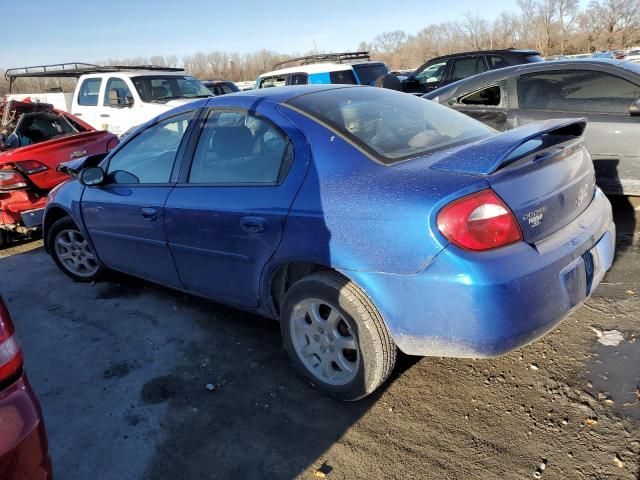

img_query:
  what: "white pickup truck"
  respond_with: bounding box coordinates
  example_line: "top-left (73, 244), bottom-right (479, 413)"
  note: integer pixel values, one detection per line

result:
top-left (5, 64), bottom-right (212, 136)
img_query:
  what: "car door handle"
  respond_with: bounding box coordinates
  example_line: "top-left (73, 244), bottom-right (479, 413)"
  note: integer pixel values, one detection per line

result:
top-left (140, 207), bottom-right (158, 221)
top-left (100, 114), bottom-right (110, 118)
top-left (73, 112), bottom-right (82, 116)
top-left (240, 216), bottom-right (267, 234)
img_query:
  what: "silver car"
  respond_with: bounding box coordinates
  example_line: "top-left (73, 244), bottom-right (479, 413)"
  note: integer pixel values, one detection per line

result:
top-left (424, 59), bottom-right (640, 196)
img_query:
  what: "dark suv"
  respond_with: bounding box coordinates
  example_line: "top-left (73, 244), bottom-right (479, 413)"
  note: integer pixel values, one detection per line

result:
top-left (402, 49), bottom-right (543, 94)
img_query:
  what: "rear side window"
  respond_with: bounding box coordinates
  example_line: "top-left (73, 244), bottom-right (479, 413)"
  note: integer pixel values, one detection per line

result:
top-left (189, 110), bottom-right (291, 184)
top-left (517, 69), bottom-right (640, 113)
top-left (289, 73), bottom-right (308, 85)
top-left (450, 57), bottom-right (487, 82)
top-left (459, 85), bottom-right (503, 106)
top-left (487, 55), bottom-right (510, 69)
top-left (329, 70), bottom-right (357, 85)
top-left (77, 78), bottom-right (102, 106)
top-left (107, 111), bottom-right (193, 184)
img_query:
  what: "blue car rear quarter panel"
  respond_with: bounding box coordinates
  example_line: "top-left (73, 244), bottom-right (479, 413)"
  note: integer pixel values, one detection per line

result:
top-left (345, 190), bottom-right (614, 357)
top-left (275, 105), bottom-right (490, 275)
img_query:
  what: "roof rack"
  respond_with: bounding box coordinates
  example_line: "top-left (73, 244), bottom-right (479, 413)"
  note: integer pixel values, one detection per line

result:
top-left (5, 62), bottom-right (185, 93)
top-left (272, 51), bottom-right (372, 70)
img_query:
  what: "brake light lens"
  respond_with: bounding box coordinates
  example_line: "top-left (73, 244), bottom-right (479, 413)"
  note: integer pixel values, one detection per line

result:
top-left (0, 297), bottom-right (23, 383)
top-left (437, 189), bottom-right (523, 251)
top-left (17, 160), bottom-right (48, 175)
top-left (0, 169), bottom-right (27, 190)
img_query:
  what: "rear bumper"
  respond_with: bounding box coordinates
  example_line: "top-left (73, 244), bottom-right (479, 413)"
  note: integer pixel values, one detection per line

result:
top-left (0, 191), bottom-right (46, 231)
top-left (347, 189), bottom-right (615, 357)
top-left (0, 374), bottom-right (52, 480)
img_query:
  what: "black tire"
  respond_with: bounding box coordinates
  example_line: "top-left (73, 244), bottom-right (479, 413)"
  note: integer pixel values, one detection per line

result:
top-left (0, 229), bottom-right (7, 249)
top-left (47, 217), bottom-right (104, 282)
top-left (280, 271), bottom-right (397, 401)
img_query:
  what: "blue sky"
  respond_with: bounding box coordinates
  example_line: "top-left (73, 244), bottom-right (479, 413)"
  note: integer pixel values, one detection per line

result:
top-left (7, 0), bottom-right (528, 67)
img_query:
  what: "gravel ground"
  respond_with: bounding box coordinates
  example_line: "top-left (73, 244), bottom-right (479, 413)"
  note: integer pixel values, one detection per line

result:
top-left (0, 197), bottom-right (638, 480)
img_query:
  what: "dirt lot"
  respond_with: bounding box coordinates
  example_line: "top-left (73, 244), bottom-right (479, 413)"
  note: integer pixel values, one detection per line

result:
top-left (1, 197), bottom-right (639, 480)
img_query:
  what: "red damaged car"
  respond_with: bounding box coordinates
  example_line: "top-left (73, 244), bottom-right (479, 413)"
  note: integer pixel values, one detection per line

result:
top-left (0, 295), bottom-right (52, 479)
top-left (0, 99), bottom-right (117, 247)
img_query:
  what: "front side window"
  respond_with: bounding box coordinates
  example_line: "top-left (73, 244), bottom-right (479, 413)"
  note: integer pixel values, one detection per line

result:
top-left (287, 87), bottom-right (494, 164)
top-left (517, 69), bottom-right (640, 113)
top-left (189, 110), bottom-right (291, 184)
top-left (77, 78), bottom-right (102, 106)
top-left (106, 111), bottom-right (193, 184)
top-left (131, 76), bottom-right (211, 102)
top-left (450, 56), bottom-right (487, 82)
top-left (103, 78), bottom-right (133, 107)
top-left (260, 75), bottom-right (287, 88)
top-left (329, 70), bottom-right (357, 85)
top-left (459, 85), bottom-right (503, 107)
top-left (414, 60), bottom-right (447, 85)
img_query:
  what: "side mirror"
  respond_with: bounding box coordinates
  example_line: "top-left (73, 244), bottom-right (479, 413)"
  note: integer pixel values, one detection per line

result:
top-left (630, 98), bottom-right (640, 116)
top-left (80, 166), bottom-right (105, 186)
top-left (125, 96), bottom-right (134, 108)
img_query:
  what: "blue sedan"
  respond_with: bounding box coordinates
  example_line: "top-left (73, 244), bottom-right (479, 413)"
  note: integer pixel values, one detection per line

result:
top-left (43, 85), bottom-right (615, 400)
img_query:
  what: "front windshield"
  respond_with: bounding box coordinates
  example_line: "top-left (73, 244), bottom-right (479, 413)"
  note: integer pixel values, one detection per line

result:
top-left (287, 87), bottom-right (494, 164)
top-left (353, 63), bottom-right (390, 85)
top-left (132, 76), bottom-right (211, 102)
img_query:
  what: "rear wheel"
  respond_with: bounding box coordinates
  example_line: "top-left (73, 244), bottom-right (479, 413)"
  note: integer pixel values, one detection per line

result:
top-left (280, 271), bottom-right (396, 401)
top-left (48, 217), bottom-right (104, 282)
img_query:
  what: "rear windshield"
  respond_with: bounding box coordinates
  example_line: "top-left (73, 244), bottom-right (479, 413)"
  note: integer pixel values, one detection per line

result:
top-left (287, 87), bottom-right (494, 164)
top-left (525, 54), bottom-right (545, 63)
top-left (132, 75), bottom-right (211, 102)
top-left (353, 63), bottom-right (391, 85)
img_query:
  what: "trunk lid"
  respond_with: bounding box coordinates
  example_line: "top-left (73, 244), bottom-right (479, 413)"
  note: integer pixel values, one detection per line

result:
top-left (432, 119), bottom-right (596, 244)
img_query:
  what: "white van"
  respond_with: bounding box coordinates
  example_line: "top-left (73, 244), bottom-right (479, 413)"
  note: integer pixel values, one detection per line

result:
top-left (5, 64), bottom-right (212, 136)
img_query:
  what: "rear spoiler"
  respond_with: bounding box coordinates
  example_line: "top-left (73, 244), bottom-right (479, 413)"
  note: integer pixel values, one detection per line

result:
top-left (432, 118), bottom-right (586, 176)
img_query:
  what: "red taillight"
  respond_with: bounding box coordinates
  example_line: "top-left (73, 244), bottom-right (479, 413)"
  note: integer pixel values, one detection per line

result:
top-left (437, 189), bottom-right (523, 251)
top-left (0, 297), bottom-right (23, 382)
top-left (0, 169), bottom-right (27, 190)
top-left (17, 160), bottom-right (48, 175)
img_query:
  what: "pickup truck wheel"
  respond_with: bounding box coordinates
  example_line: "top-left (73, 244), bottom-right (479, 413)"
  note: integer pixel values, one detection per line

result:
top-left (0, 230), bottom-right (7, 249)
top-left (48, 217), bottom-right (104, 282)
top-left (280, 271), bottom-right (397, 401)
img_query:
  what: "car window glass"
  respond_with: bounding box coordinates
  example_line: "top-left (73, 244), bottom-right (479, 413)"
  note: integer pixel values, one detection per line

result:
top-left (77, 78), bottom-right (102, 106)
top-left (517, 70), bottom-right (640, 113)
top-left (107, 111), bottom-right (193, 184)
top-left (260, 76), bottom-right (287, 88)
top-left (103, 78), bottom-right (133, 107)
top-left (487, 55), bottom-right (510, 70)
top-left (329, 70), bottom-right (357, 84)
top-left (414, 60), bottom-right (447, 85)
top-left (459, 85), bottom-right (503, 106)
top-left (450, 57), bottom-right (487, 82)
top-left (189, 110), bottom-right (290, 184)
top-left (287, 87), bottom-right (494, 164)
top-left (289, 73), bottom-right (308, 85)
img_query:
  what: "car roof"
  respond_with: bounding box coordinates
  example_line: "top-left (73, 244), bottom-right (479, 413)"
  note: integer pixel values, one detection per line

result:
top-left (81, 71), bottom-right (192, 79)
top-left (216, 84), bottom-right (358, 103)
top-left (428, 48), bottom-right (540, 63)
top-left (424, 58), bottom-right (640, 100)
top-left (258, 62), bottom-right (385, 78)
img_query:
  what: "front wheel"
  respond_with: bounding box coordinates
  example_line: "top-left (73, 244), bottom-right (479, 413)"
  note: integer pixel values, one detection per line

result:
top-left (280, 271), bottom-right (397, 401)
top-left (47, 217), bottom-right (104, 282)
